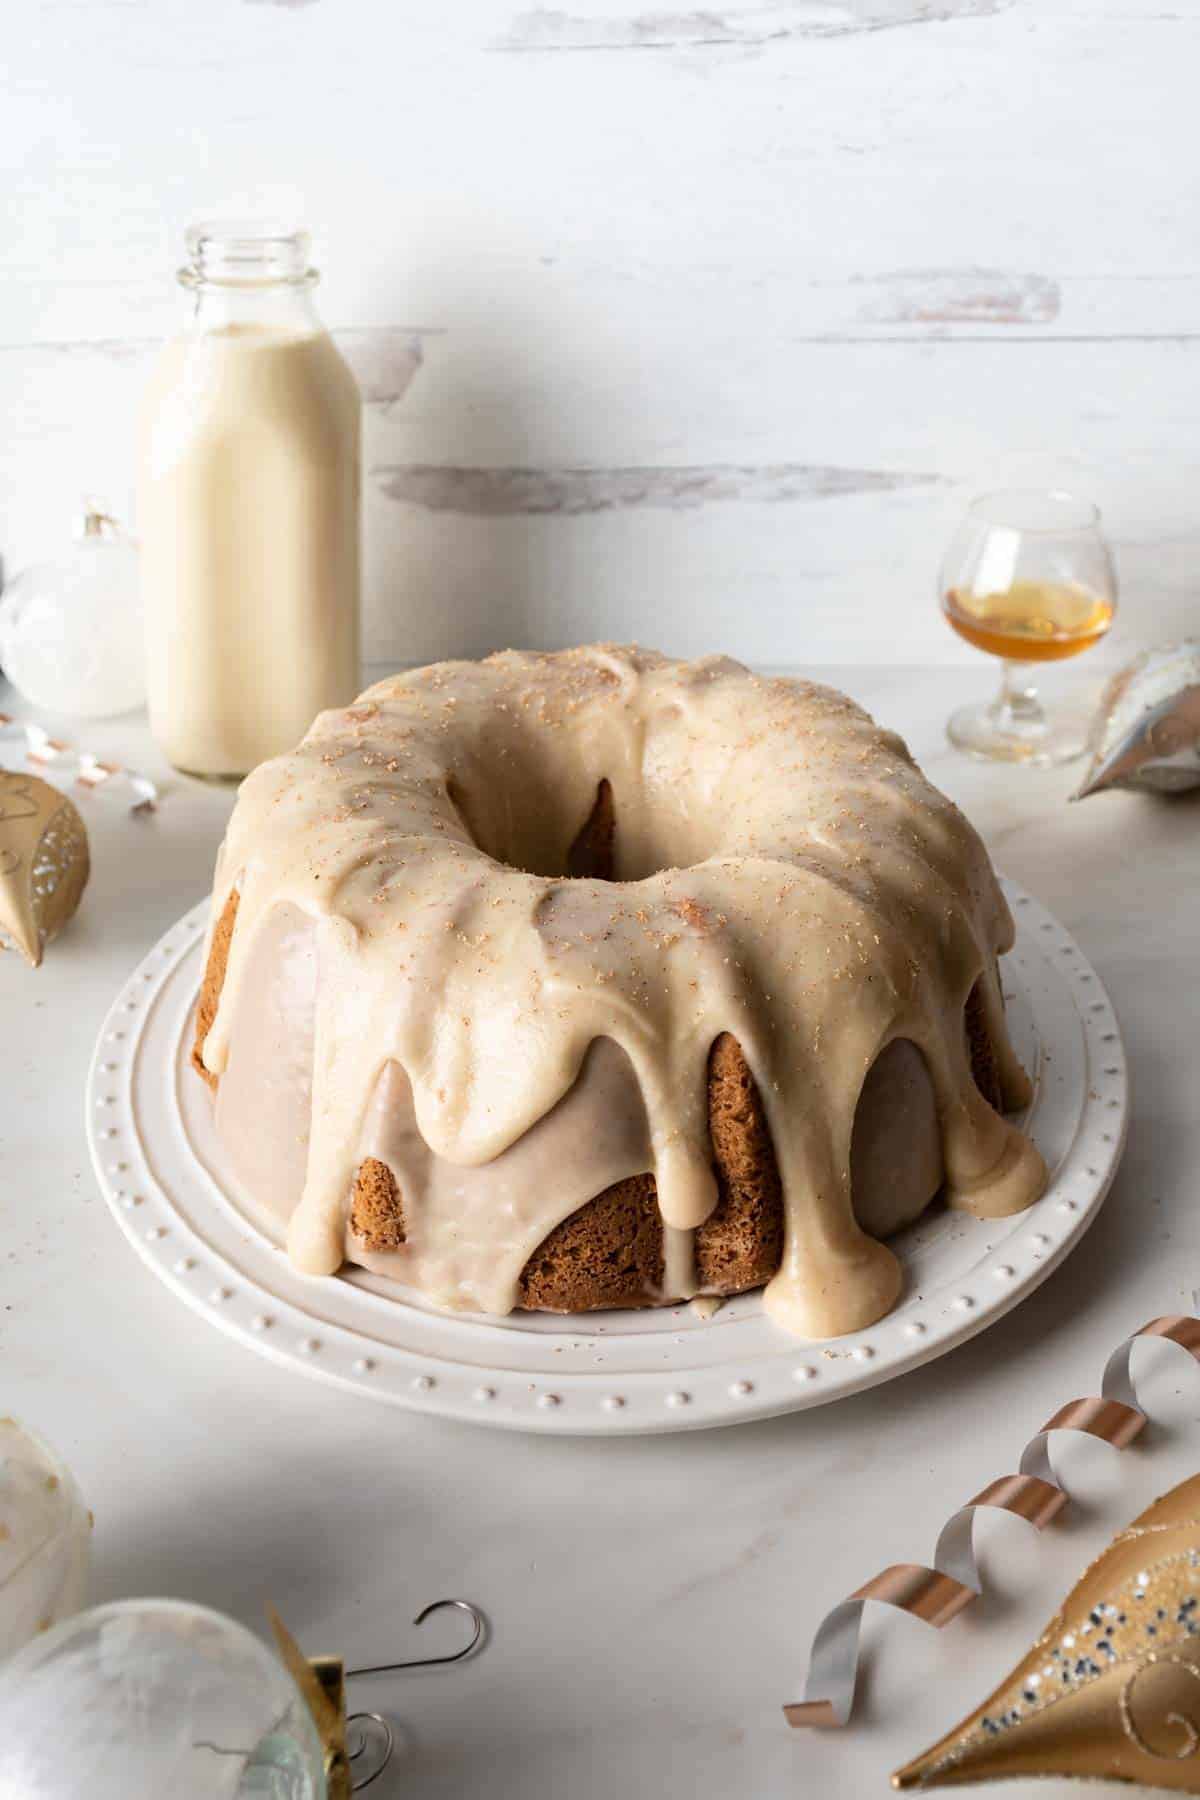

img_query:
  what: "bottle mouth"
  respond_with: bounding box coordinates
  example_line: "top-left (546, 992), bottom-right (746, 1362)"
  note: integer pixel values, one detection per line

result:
top-left (179, 221), bottom-right (318, 289)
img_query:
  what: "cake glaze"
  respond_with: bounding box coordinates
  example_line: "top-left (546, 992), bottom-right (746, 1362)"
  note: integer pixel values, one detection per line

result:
top-left (197, 646), bottom-right (1046, 1338)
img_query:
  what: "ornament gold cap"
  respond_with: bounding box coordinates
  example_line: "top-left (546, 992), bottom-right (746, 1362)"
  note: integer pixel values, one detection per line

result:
top-left (77, 503), bottom-right (122, 541)
top-left (267, 1604), bottom-right (352, 1800)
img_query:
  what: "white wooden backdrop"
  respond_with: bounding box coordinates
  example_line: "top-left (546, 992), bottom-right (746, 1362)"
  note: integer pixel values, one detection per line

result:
top-left (4, 0), bottom-right (1198, 667)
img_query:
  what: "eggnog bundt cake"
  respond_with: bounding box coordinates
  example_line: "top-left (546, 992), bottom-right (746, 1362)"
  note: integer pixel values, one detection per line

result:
top-left (192, 646), bottom-right (1046, 1339)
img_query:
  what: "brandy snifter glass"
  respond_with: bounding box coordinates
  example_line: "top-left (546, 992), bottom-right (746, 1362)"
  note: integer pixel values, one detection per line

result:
top-left (940, 490), bottom-right (1117, 766)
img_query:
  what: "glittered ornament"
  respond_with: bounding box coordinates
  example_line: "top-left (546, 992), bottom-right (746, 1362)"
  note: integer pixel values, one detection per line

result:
top-left (0, 507), bottom-right (144, 720)
top-left (0, 1418), bottom-right (91, 1661)
top-left (0, 1595), bottom-right (482, 1795)
top-left (0, 1599), bottom-right (326, 1798)
top-left (894, 1472), bottom-right (1200, 1791)
top-left (0, 769), bottom-right (89, 966)
top-left (1076, 640), bottom-right (1200, 799)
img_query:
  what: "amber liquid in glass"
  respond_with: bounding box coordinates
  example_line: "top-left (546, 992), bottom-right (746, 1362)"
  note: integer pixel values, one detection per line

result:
top-left (943, 580), bottom-right (1114, 664)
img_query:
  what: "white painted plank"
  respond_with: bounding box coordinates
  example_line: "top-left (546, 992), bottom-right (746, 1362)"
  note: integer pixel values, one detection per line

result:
top-left (3, 0), bottom-right (1199, 670)
top-left (1, 332), bottom-right (1193, 665)
top-left (3, 2), bottom-right (1198, 343)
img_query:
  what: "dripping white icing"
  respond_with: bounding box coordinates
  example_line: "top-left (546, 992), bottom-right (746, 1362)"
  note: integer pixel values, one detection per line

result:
top-left (201, 645), bottom-right (1045, 1338)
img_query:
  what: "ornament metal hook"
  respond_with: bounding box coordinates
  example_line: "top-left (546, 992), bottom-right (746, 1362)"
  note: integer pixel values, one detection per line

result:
top-left (346, 1597), bottom-right (486, 1679)
top-left (345, 1599), bottom-right (486, 1791)
top-left (345, 1711), bottom-right (394, 1792)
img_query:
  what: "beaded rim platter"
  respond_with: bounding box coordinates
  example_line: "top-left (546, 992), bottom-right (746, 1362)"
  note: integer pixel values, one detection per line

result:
top-left (87, 880), bottom-right (1127, 1436)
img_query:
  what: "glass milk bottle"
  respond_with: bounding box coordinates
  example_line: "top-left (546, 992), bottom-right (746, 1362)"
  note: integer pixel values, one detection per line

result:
top-left (139, 223), bottom-right (360, 779)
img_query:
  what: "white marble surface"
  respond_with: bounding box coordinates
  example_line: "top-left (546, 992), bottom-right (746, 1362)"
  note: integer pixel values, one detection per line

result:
top-left (4, 663), bottom-right (1200, 1798)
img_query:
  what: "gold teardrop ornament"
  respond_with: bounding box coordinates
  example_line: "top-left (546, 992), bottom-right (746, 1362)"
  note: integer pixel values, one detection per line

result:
top-left (894, 1473), bottom-right (1200, 1791)
top-left (0, 769), bottom-right (89, 967)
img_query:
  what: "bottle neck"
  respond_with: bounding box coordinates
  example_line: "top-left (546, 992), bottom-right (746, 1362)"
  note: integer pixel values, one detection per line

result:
top-left (178, 223), bottom-right (324, 337)
top-left (182, 281), bottom-right (324, 336)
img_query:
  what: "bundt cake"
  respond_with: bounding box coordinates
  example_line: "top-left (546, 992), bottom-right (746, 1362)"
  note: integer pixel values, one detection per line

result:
top-left (192, 646), bottom-right (1046, 1339)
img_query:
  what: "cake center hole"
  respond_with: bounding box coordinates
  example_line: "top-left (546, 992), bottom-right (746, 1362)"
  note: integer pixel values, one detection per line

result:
top-left (448, 775), bottom-right (690, 882)
top-left (566, 778), bottom-right (617, 879)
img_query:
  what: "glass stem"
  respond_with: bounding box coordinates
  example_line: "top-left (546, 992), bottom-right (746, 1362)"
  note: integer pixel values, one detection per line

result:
top-left (991, 660), bottom-right (1045, 733)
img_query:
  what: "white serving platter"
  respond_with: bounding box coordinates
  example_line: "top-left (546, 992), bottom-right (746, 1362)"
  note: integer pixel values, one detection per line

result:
top-left (87, 881), bottom-right (1128, 1436)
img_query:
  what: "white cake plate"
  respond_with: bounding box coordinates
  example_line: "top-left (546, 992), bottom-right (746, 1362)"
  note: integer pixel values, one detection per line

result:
top-left (87, 881), bottom-right (1127, 1436)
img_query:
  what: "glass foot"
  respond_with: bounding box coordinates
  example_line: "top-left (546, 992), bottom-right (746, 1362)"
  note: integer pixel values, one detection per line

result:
top-left (946, 698), bottom-right (1090, 768)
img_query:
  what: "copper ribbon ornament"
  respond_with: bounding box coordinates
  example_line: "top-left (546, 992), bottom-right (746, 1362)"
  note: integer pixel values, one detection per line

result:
top-left (0, 714), bottom-right (158, 814)
top-left (785, 1314), bottom-right (1200, 1730)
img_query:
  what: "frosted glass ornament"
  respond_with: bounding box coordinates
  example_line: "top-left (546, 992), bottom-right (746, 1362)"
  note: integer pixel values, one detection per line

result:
top-left (0, 508), bottom-right (145, 718)
top-left (0, 1599), bottom-right (327, 1799)
top-left (0, 1418), bottom-right (91, 1659)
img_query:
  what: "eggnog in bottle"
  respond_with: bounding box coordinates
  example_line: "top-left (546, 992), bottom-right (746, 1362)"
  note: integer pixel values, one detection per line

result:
top-left (139, 225), bottom-right (360, 779)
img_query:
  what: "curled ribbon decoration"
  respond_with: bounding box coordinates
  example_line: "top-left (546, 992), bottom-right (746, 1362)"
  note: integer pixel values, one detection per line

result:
top-left (784, 1314), bottom-right (1200, 1730)
top-left (0, 714), bottom-right (158, 814)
